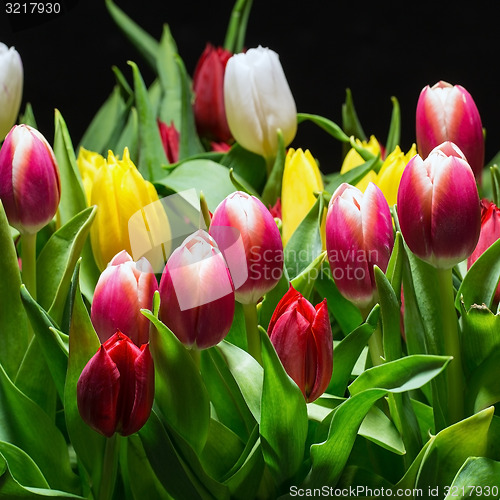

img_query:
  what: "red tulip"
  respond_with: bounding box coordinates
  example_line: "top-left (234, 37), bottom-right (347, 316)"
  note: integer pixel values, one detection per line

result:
top-left (158, 120), bottom-right (180, 164)
top-left (193, 43), bottom-right (233, 143)
top-left (158, 229), bottom-right (235, 349)
top-left (77, 331), bottom-right (154, 437)
top-left (397, 141), bottom-right (480, 269)
top-left (268, 284), bottom-right (333, 402)
top-left (91, 250), bottom-right (158, 347)
top-left (416, 81), bottom-right (484, 183)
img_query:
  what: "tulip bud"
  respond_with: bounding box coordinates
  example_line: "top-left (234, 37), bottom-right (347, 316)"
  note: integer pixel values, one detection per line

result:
top-left (0, 124), bottom-right (61, 234)
top-left (158, 229), bottom-right (235, 350)
top-left (281, 148), bottom-right (324, 246)
top-left (224, 46), bottom-right (297, 160)
top-left (77, 331), bottom-right (154, 437)
top-left (210, 191), bottom-right (284, 304)
top-left (91, 251), bottom-right (158, 347)
top-left (77, 147), bottom-right (170, 272)
top-left (467, 199), bottom-right (500, 304)
top-left (0, 43), bottom-right (23, 140)
top-left (268, 284), bottom-right (333, 403)
top-left (416, 81), bottom-right (484, 183)
top-left (326, 182), bottom-right (394, 309)
top-left (397, 141), bottom-right (481, 269)
top-left (193, 43), bottom-right (233, 144)
top-left (158, 120), bottom-right (180, 164)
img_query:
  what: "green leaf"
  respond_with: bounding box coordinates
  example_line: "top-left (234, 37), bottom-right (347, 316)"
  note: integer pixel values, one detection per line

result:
top-left (19, 102), bottom-right (37, 128)
top-left (145, 311), bottom-right (210, 455)
top-left (105, 0), bottom-right (159, 70)
top-left (114, 106), bottom-right (139, 162)
top-left (466, 347), bottom-right (500, 414)
top-left (324, 155), bottom-right (380, 195)
top-left (129, 60), bottom-right (168, 182)
top-left (224, 0), bottom-right (253, 53)
top-left (259, 327), bottom-right (308, 486)
top-left (77, 86), bottom-right (129, 156)
top-left (446, 457), bottom-right (500, 498)
top-left (156, 159), bottom-right (242, 211)
top-left (349, 355), bottom-right (451, 395)
top-left (456, 236), bottom-right (500, 311)
top-left (341, 88), bottom-right (366, 143)
top-left (358, 406), bottom-right (405, 455)
top-left (385, 96), bottom-right (401, 156)
top-left (0, 201), bottom-right (30, 380)
top-left (36, 206), bottom-right (96, 325)
top-left (297, 112), bottom-right (350, 143)
top-left (257, 265), bottom-right (290, 332)
top-left (261, 129), bottom-right (286, 206)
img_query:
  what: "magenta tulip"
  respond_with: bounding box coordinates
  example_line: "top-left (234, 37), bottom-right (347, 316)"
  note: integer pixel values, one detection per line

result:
top-left (397, 141), bottom-right (481, 269)
top-left (77, 331), bottom-right (154, 437)
top-left (91, 250), bottom-right (159, 347)
top-left (416, 81), bottom-right (484, 183)
top-left (269, 284), bottom-right (333, 402)
top-left (210, 191), bottom-right (283, 304)
top-left (0, 124), bottom-right (61, 234)
top-left (158, 229), bottom-right (235, 349)
top-left (325, 182), bottom-right (394, 309)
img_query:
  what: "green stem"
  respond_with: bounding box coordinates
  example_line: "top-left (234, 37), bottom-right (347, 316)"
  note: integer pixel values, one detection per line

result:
top-left (21, 232), bottom-right (37, 300)
top-left (243, 302), bottom-right (261, 365)
top-left (436, 267), bottom-right (464, 425)
top-left (223, 0), bottom-right (253, 53)
top-left (98, 434), bottom-right (120, 500)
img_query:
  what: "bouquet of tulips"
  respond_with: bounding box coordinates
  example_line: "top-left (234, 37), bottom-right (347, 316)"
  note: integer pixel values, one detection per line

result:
top-left (1, 1), bottom-right (500, 498)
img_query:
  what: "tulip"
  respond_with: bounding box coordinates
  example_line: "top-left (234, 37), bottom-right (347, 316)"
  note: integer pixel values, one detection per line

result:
top-left (339, 135), bottom-right (381, 191)
top-left (158, 229), bottom-right (235, 350)
top-left (375, 144), bottom-right (417, 207)
top-left (281, 148), bottom-right (324, 246)
top-left (325, 182), bottom-right (394, 309)
top-left (158, 120), bottom-right (180, 164)
top-left (397, 141), bottom-right (481, 269)
top-left (77, 331), bottom-right (154, 437)
top-left (268, 284), bottom-right (333, 402)
top-left (77, 147), bottom-right (170, 272)
top-left (193, 43), bottom-right (233, 144)
top-left (416, 81), bottom-right (484, 183)
top-left (467, 199), bottom-right (500, 304)
top-left (224, 46), bottom-right (297, 162)
top-left (0, 124), bottom-right (61, 235)
top-left (210, 191), bottom-right (283, 304)
top-left (0, 43), bottom-right (23, 140)
top-left (91, 250), bottom-right (158, 347)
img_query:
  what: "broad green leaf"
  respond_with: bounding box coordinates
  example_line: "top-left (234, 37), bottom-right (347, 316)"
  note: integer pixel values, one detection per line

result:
top-left (358, 406), bottom-right (405, 455)
top-left (129, 61), bottom-right (168, 182)
top-left (259, 327), bottom-right (308, 486)
top-left (349, 355), bottom-right (451, 395)
top-left (290, 251), bottom-right (327, 301)
top-left (156, 159), bottom-right (242, 211)
top-left (446, 457), bottom-right (500, 498)
top-left (466, 348), bottom-right (500, 414)
top-left (144, 311), bottom-right (210, 455)
top-left (0, 364), bottom-right (80, 494)
top-left (36, 206), bottom-right (96, 325)
top-left (105, 0), bottom-right (159, 70)
top-left (216, 340), bottom-right (263, 425)
top-left (77, 86), bottom-right (129, 157)
top-left (456, 236), bottom-right (500, 311)
top-left (0, 201), bottom-right (29, 380)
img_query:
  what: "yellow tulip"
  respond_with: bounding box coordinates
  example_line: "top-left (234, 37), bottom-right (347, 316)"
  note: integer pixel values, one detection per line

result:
top-left (339, 135), bottom-right (380, 191)
top-left (375, 144), bottom-right (417, 207)
top-left (281, 148), bottom-right (323, 246)
top-left (77, 147), bottom-right (170, 271)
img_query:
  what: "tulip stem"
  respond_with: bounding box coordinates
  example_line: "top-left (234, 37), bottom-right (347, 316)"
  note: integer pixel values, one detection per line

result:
top-left (98, 434), bottom-right (120, 500)
top-left (436, 267), bottom-right (464, 425)
top-left (243, 302), bottom-right (262, 365)
top-left (21, 232), bottom-right (37, 301)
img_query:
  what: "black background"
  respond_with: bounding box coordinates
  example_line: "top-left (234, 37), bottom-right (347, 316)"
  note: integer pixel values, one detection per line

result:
top-left (2, 1), bottom-right (499, 174)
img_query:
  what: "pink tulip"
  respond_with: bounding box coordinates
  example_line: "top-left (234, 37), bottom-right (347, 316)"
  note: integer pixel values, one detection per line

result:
top-left (209, 191), bottom-right (283, 304)
top-left (416, 81), bottom-right (484, 183)
top-left (397, 141), bottom-right (481, 269)
top-left (77, 331), bottom-right (154, 437)
top-left (0, 124), bottom-right (61, 234)
top-left (268, 284), bottom-right (333, 402)
top-left (91, 250), bottom-right (159, 347)
top-left (325, 182), bottom-right (394, 309)
top-left (158, 229), bottom-right (235, 349)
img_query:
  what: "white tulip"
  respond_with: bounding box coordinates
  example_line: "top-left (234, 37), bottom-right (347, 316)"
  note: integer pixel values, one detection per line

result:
top-left (224, 46), bottom-right (297, 161)
top-left (0, 43), bottom-right (23, 140)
